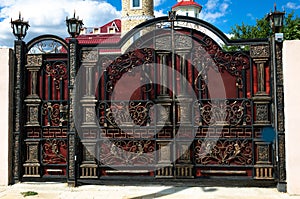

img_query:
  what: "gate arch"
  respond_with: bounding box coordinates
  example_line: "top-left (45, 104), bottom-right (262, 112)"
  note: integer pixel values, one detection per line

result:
top-left (117, 15), bottom-right (269, 50)
top-left (27, 34), bottom-right (68, 52)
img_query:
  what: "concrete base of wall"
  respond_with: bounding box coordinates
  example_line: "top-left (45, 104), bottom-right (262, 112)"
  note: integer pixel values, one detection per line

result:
top-left (283, 40), bottom-right (300, 195)
top-left (0, 48), bottom-right (13, 186)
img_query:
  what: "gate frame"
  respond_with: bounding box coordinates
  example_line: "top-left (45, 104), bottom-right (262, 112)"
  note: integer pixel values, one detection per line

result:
top-left (11, 16), bottom-right (286, 191)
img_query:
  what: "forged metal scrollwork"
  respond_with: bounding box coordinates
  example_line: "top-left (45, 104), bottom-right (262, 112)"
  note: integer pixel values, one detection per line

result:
top-left (44, 61), bottom-right (68, 90)
top-left (193, 37), bottom-right (250, 92)
top-left (250, 45), bottom-right (270, 58)
top-left (155, 34), bottom-right (192, 51)
top-left (193, 44), bottom-right (212, 92)
top-left (106, 48), bottom-right (153, 93)
top-left (42, 102), bottom-right (68, 126)
top-left (27, 55), bottom-right (43, 67)
top-left (99, 140), bottom-right (155, 165)
top-left (42, 139), bottom-right (67, 164)
top-left (195, 139), bottom-right (252, 165)
top-left (98, 101), bottom-right (154, 127)
top-left (196, 100), bottom-right (251, 126)
top-left (81, 49), bottom-right (98, 63)
top-left (203, 37), bottom-right (250, 75)
top-left (28, 39), bottom-right (66, 54)
top-left (257, 144), bottom-right (270, 163)
top-left (256, 104), bottom-right (269, 122)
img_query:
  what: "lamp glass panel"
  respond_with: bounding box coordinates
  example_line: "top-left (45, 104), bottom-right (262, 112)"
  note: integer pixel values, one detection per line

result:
top-left (17, 25), bottom-right (22, 35)
top-left (71, 23), bottom-right (77, 33)
top-left (274, 15), bottom-right (283, 27)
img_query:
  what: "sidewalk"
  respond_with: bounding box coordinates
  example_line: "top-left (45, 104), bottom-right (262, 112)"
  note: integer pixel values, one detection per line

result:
top-left (1, 183), bottom-right (300, 199)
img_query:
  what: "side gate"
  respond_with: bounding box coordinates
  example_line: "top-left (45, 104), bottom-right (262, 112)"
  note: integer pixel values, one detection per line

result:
top-left (13, 35), bottom-right (70, 181)
top-left (12, 16), bottom-right (286, 189)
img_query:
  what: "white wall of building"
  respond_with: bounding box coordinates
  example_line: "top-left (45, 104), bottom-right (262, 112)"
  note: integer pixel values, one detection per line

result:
top-left (0, 48), bottom-right (13, 186)
top-left (174, 8), bottom-right (199, 18)
top-left (283, 40), bottom-right (300, 195)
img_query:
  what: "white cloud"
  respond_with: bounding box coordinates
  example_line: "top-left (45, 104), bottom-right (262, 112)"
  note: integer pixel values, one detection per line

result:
top-left (225, 33), bottom-right (234, 39)
top-left (154, 0), bottom-right (166, 7)
top-left (220, 3), bottom-right (229, 12)
top-left (0, 0), bottom-right (120, 47)
top-left (0, 0), bottom-right (16, 7)
top-left (286, 2), bottom-right (300, 9)
top-left (205, 0), bottom-right (219, 10)
top-left (154, 9), bottom-right (166, 17)
top-left (247, 13), bottom-right (255, 21)
top-left (199, 0), bottom-right (231, 23)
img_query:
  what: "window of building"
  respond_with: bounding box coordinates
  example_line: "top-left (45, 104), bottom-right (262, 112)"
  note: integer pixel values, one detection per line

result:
top-left (108, 27), bottom-right (115, 34)
top-left (131, 0), bottom-right (142, 9)
top-left (93, 28), bottom-right (100, 34)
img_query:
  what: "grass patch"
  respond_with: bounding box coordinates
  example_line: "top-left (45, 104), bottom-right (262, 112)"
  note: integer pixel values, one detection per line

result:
top-left (21, 191), bottom-right (38, 197)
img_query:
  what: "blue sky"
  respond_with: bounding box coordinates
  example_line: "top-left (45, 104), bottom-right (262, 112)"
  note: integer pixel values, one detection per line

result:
top-left (108, 0), bottom-right (300, 33)
top-left (0, 0), bottom-right (300, 47)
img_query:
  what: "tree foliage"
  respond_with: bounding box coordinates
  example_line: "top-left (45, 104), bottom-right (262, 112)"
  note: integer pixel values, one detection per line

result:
top-left (230, 11), bottom-right (300, 40)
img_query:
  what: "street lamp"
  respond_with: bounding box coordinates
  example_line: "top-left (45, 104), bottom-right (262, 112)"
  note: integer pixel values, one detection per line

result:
top-left (11, 12), bottom-right (30, 40)
top-left (66, 12), bottom-right (83, 38)
top-left (267, 5), bottom-right (286, 192)
top-left (11, 13), bottom-right (29, 182)
top-left (66, 12), bottom-right (83, 187)
top-left (267, 5), bottom-right (285, 33)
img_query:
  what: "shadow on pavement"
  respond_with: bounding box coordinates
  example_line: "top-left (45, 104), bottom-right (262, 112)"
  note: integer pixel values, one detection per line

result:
top-left (127, 186), bottom-right (217, 199)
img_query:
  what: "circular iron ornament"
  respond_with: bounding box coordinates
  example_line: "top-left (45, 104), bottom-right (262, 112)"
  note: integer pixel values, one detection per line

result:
top-left (73, 27), bottom-right (227, 171)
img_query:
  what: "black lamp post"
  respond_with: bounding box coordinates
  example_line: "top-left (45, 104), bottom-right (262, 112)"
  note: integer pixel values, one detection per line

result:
top-left (267, 5), bottom-right (285, 33)
top-left (267, 4), bottom-right (286, 193)
top-left (11, 12), bottom-right (29, 182)
top-left (65, 11), bottom-right (83, 187)
top-left (11, 12), bottom-right (30, 40)
top-left (66, 12), bottom-right (83, 38)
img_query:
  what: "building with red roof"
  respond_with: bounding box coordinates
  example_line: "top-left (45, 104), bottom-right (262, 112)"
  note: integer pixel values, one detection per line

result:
top-left (65, 19), bottom-right (122, 54)
top-left (69, 0), bottom-right (202, 51)
top-left (172, 0), bottom-right (202, 18)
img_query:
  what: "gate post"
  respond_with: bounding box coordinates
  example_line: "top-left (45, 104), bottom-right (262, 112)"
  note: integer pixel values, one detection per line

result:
top-left (271, 37), bottom-right (286, 192)
top-left (22, 55), bottom-right (43, 178)
top-left (68, 38), bottom-right (79, 186)
top-left (12, 40), bottom-right (26, 182)
top-left (250, 44), bottom-right (274, 181)
top-left (79, 49), bottom-right (98, 179)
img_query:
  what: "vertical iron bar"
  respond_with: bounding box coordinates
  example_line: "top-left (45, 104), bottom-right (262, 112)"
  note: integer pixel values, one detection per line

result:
top-left (104, 69), bottom-right (108, 127)
top-left (60, 71), bottom-right (63, 101)
top-left (154, 52), bottom-right (158, 100)
top-left (41, 69), bottom-right (45, 127)
top-left (242, 68), bottom-right (246, 98)
top-left (48, 68), bottom-right (51, 101)
top-left (67, 38), bottom-right (78, 186)
top-left (171, 17), bottom-right (176, 177)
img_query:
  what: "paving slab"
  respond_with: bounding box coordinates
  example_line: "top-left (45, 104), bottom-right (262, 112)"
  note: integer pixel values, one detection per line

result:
top-left (0, 183), bottom-right (300, 199)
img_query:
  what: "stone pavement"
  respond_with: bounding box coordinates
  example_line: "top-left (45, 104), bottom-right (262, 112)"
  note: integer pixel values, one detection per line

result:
top-left (1, 183), bottom-right (300, 199)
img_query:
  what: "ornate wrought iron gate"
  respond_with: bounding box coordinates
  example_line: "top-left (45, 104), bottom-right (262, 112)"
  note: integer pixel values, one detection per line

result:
top-left (76, 17), bottom-right (278, 182)
top-left (14, 35), bottom-right (69, 179)
top-left (12, 16), bottom-right (285, 187)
